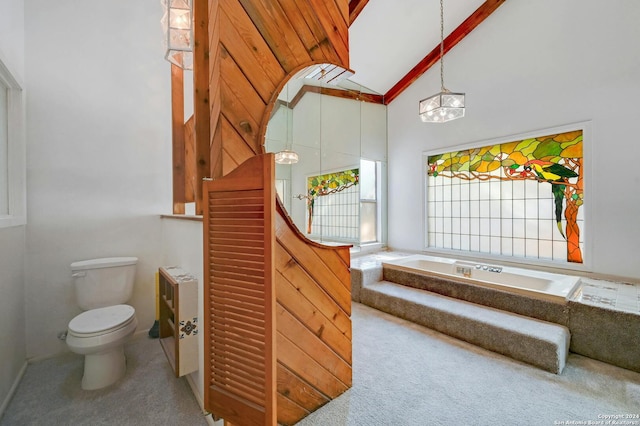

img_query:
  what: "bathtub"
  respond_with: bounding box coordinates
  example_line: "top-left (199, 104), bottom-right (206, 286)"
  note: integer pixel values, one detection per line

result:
top-left (382, 254), bottom-right (581, 303)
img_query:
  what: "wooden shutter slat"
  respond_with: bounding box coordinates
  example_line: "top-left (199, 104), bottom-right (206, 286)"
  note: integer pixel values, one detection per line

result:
top-left (204, 154), bottom-right (276, 425)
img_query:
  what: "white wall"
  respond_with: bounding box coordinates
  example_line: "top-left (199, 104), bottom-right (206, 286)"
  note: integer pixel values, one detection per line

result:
top-left (0, 0), bottom-right (25, 79)
top-left (0, 225), bottom-right (26, 412)
top-left (387, 0), bottom-right (640, 279)
top-left (24, 0), bottom-right (172, 359)
top-left (0, 0), bottom-right (27, 412)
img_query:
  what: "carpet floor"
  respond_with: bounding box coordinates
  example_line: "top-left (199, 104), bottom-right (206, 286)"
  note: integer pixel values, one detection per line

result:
top-left (0, 334), bottom-right (208, 426)
top-left (298, 303), bottom-right (640, 426)
top-left (2, 303), bottom-right (639, 426)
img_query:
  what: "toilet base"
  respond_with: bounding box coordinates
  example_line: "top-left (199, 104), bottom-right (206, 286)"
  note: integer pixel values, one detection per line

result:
top-left (81, 347), bottom-right (126, 390)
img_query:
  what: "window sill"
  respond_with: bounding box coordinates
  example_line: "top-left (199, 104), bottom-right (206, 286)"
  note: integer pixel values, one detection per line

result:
top-left (160, 214), bottom-right (203, 222)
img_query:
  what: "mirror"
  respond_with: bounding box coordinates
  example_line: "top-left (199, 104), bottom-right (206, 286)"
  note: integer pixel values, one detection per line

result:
top-left (265, 66), bottom-right (387, 248)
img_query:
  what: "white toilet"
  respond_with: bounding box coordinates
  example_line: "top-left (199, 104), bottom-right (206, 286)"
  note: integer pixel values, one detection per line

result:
top-left (66, 257), bottom-right (139, 390)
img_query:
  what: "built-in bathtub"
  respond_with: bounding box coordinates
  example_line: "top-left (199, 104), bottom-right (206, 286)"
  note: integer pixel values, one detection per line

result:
top-left (382, 254), bottom-right (581, 304)
top-left (352, 252), bottom-right (640, 373)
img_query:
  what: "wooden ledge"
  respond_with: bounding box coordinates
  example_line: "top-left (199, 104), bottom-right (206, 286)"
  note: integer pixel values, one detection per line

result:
top-left (160, 214), bottom-right (203, 222)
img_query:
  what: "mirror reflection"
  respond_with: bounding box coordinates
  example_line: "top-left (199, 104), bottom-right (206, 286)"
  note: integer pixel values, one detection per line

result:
top-left (265, 65), bottom-right (387, 248)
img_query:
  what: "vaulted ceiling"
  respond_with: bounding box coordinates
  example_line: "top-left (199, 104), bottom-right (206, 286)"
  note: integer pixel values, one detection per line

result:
top-left (347, 0), bottom-right (506, 103)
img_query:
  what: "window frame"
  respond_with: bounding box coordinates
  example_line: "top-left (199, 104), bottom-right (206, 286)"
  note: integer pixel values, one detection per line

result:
top-left (305, 164), bottom-right (361, 245)
top-left (422, 122), bottom-right (592, 273)
top-left (359, 158), bottom-right (379, 244)
top-left (303, 159), bottom-right (383, 246)
top-left (0, 53), bottom-right (26, 228)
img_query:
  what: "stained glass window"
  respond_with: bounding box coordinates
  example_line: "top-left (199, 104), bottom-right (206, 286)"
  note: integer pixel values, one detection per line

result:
top-left (305, 168), bottom-right (360, 242)
top-left (302, 160), bottom-right (381, 245)
top-left (425, 129), bottom-right (584, 264)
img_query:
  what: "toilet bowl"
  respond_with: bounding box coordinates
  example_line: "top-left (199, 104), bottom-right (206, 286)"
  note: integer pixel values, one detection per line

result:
top-left (66, 304), bottom-right (138, 390)
top-left (66, 257), bottom-right (138, 390)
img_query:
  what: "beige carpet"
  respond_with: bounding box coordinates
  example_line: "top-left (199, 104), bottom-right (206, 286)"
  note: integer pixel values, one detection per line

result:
top-left (298, 303), bottom-right (640, 426)
top-left (0, 334), bottom-right (208, 426)
top-left (3, 304), bottom-right (639, 425)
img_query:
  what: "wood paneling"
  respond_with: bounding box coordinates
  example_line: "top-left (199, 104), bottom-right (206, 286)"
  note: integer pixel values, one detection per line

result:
top-left (184, 116), bottom-right (196, 203)
top-left (203, 1), bottom-right (352, 424)
top-left (206, 0), bottom-right (351, 178)
top-left (204, 156), bottom-right (351, 425)
top-left (194, 0), bottom-right (211, 215)
top-left (273, 199), bottom-right (352, 425)
top-left (171, 64), bottom-right (186, 214)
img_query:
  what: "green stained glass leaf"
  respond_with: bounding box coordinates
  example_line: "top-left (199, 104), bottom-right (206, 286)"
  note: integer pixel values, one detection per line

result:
top-left (543, 163), bottom-right (578, 178)
top-left (515, 139), bottom-right (539, 157)
top-left (481, 152), bottom-right (495, 162)
top-left (533, 140), bottom-right (563, 159)
top-left (306, 168), bottom-right (360, 201)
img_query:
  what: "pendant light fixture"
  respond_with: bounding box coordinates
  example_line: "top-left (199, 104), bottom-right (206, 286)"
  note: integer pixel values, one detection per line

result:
top-left (419, 0), bottom-right (465, 123)
top-left (275, 99), bottom-right (299, 165)
top-left (161, 0), bottom-right (193, 70)
top-left (274, 149), bottom-right (299, 165)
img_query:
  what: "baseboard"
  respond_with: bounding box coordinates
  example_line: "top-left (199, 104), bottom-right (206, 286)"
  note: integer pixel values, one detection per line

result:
top-left (184, 374), bottom-right (218, 425)
top-left (0, 361), bottom-right (28, 421)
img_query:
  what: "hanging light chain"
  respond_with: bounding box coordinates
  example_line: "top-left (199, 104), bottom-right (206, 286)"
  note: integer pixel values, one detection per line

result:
top-left (439, 0), bottom-right (448, 93)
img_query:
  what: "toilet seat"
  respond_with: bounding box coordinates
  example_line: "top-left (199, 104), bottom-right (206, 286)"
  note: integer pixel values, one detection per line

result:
top-left (68, 305), bottom-right (136, 337)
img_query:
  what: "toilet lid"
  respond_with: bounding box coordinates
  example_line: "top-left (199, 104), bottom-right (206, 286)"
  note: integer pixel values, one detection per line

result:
top-left (68, 304), bottom-right (135, 335)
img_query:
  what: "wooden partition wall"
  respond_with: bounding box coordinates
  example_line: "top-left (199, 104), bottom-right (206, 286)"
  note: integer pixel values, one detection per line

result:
top-left (204, 154), bottom-right (277, 425)
top-left (204, 154), bottom-right (352, 425)
top-left (200, 1), bottom-right (354, 424)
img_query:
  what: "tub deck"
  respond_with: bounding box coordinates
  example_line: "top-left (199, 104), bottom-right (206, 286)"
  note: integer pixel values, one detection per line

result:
top-left (381, 254), bottom-right (581, 304)
top-left (351, 251), bottom-right (640, 373)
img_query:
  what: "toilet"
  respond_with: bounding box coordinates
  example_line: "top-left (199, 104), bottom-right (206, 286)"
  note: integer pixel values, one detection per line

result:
top-left (66, 257), bottom-right (139, 390)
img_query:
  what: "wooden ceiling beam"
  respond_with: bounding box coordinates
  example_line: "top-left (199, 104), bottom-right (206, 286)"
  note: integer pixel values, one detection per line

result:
top-left (348, 0), bottom-right (369, 26)
top-left (289, 84), bottom-right (384, 110)
top-left (383, 0), bottom-right (507, 105)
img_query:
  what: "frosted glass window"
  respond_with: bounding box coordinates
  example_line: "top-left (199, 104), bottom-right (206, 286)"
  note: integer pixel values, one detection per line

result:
top-left (360, 201), bottom-right (377, 243)
top-left (470, 236), bottom-right (480, 251)
top-left (461, 235), bottom-right (470, 251)
top-left (360, 159), bottom-right (376, 200)
top-left (460, 201), bottom-right (470, 218)
top-left (425, 129), bottom-right (585, 264)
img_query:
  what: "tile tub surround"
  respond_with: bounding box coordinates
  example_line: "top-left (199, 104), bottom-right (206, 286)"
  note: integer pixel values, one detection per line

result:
top-left (572, 278), bottom-right (640, 314)
top-left (351, 252), bottom-right (640, 373)
top-left (567, 301), bottom-right (640, 373)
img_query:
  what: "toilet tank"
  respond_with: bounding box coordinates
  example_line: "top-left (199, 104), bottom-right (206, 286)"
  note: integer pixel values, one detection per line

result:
top-left (71, 257), bottom-right (138, 310)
